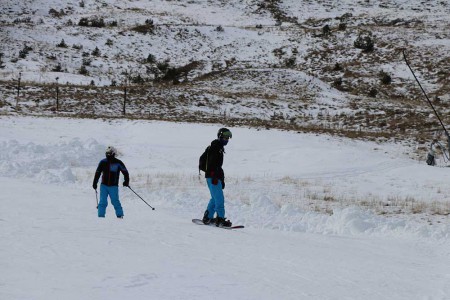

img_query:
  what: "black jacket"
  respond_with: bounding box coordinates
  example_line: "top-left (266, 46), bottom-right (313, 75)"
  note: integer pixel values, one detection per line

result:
top-left (93, 157), bottom-right (129, 187)
top-left (205, 139), bottom-right (225, 181)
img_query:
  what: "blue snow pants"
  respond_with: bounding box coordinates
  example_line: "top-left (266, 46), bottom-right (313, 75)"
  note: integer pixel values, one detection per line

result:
top-left (206, 178), bottom-right (225, 219)
top-left (98, 184), bottom-right (124, 218)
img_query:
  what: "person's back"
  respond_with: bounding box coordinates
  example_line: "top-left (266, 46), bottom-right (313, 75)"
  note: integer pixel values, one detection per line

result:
top-left (95, 156), bottom-right (129, 186)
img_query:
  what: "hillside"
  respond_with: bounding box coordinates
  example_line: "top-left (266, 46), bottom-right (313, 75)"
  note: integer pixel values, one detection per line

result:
top-left (1, 0), bottom-right (450, 150)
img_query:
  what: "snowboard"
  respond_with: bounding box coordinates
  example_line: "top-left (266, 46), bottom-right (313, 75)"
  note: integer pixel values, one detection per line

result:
top-left (192, 218), bottom-right (244, 229)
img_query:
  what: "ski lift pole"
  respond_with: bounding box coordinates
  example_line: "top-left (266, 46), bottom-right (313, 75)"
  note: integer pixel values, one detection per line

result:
top-left (403, 50), bottom-right (450, 155)
top-left (127, 186), bottom-right (156, 210)
top-left (403, 50), bottom-right (449, 138)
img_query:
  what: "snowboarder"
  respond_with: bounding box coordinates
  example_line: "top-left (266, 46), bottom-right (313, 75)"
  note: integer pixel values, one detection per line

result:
top-left (93, 146), bottom-right (129, 218)
top-left (201, 128), bottom-right (233, 227)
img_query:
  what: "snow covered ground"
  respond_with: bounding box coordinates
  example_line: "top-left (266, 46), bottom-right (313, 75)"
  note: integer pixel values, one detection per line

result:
top-left (0, 116), bottom-right (449, 300)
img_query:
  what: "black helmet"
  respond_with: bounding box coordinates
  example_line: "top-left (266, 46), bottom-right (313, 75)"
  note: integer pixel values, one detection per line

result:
top-left (217, 128), bottom-right (232, 139)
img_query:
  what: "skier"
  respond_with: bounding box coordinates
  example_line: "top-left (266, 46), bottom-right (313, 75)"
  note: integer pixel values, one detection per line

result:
top-left (93, 146), bottom-right (129, 218)
top-left (201, 128), bottom-right (233, 227)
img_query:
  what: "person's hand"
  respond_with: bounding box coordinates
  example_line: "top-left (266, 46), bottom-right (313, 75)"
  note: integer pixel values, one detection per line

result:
top-left (93, 183), bottom-right (97, 190)
top-left (123, 181), bottom-right (129, 187)
top-left (221, 181), bottom-right (225, 189)
top-left (212, 178), bottom-right (218, 185)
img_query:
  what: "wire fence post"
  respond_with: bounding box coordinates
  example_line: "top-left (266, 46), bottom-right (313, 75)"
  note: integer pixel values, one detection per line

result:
top-left (16, 72), bottom-right (21, 107)
top-left (123, 70), bottom-right (128, 115)
top-left (56, 77), bottom-right (59, 111)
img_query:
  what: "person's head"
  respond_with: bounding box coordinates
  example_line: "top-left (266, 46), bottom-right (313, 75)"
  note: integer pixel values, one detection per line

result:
top-left (217, 128), bottom-right (232, 146)
top-left (105, 146), bottom-right (117, 159)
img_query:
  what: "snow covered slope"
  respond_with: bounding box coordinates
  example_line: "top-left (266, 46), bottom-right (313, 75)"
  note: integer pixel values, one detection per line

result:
top-left (0, 116), bottom-right (449, 299)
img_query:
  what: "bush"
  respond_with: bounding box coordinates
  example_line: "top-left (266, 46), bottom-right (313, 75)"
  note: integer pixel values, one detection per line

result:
top-left (156, 61), bottom-right (169, 73)
top-left (92, 47), bottom-right (101, 57)
top-left (354, 31), bottom-right (374, 52)
top-left (82, 58), bottom-right (91, 66)
top-left (90, 17), bottom-right (105, 28)
top-left (130, 74), bottom-right (145, 84)
top-left (284, 56), bottom-right (296, 68)
top-left (78, 17), bottom-right (105, 28)
top-left (56, 39), bottom-right (68, 48)
top-left (131, 24), bottom-right (154, 34)
top-left (13, 17), bottom-right (32, 24)
top-left (79, 65), bottom-right (89, 75)
top-left (78, 17), bottom-right (89, 26)
top-left (368, 88), bottom-right (378, 97)
top-left (333, 77), bottom-right (343, 87)
top-left (333, 62), bottom-right (343, 71)
top-left (322, 25), bottom-right (331, 37)
top-left (52, 63), bottom-right (63, 72)
top-left (19, 44), bottom-right (32, 59)
top-left (73, 44), bottom-right (83, 50)
top-left (49, 8), bottom-right (65, 18)
top-left (146, 54), bottom-right (156, 64)
top-left (379, 71), bottom-right (392, 85)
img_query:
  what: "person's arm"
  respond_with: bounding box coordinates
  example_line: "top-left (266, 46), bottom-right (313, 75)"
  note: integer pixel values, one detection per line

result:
top-left (207, 142), bottom-right (222, 184)
top-left (92, 161), bottom-right (103, 189)
top-left (119, 161), bottom-right (130, 186)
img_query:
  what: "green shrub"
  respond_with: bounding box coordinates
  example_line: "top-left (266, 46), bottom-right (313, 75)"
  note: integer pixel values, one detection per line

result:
top-left (354, 31), bottom-right (374, 52)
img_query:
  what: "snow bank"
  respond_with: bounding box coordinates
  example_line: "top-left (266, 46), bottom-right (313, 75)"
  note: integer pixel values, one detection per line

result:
top-left (0, 138), bottom-right (104, 183)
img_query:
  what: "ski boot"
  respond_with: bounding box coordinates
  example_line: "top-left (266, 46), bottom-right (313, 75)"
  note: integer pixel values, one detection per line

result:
top-left (215, 217), bottom-right (232, 227)
top-left (202, 210), bottom-right (212, 225)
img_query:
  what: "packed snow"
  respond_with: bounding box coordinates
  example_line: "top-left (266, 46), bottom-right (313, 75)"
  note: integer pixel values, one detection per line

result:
top-left (0, 116), bottom-right (449, 300)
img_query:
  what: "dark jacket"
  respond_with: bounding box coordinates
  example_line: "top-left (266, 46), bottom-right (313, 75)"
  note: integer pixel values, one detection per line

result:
top-left (205, 139), bottom-right (225, 181)
top-left (93, 157), bottom-right (129, 187)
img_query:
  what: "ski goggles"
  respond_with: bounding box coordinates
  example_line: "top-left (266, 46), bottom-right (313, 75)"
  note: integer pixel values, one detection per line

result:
top-left (221, 131), bottom-right (232, 139)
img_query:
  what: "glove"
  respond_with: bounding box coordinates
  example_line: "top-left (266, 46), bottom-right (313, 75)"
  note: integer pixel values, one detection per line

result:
top-left (123, 181), bottom-right (129, 187)
top-left (93, 183), bottom-right (97, 190)
top-left (212, 178), bottom-right (218, 185)
top-left (221, 181), bottom-right (225, 189)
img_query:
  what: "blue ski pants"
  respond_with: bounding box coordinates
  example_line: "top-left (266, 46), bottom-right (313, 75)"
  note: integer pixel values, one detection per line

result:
top-left (206, 178), bottom-right (225, 219)
top-left (98, 184), bottom-right (124, 218)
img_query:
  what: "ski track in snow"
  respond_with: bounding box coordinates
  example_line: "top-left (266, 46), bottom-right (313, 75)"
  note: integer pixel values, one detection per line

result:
top-left (0, 116), bottom-right (449, 300)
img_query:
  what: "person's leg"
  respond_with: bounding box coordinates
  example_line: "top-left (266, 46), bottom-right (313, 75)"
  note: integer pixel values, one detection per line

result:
top-left (206, 178), bottom-right (225, 218)
top-left (98, 184), bottom-right (109, 217)
top-left (109, 186), bottom-right (124, 217)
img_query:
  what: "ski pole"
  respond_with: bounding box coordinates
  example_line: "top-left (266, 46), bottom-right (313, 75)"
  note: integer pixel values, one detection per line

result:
top-left (95, 189), bottom-right (99, 209)
top-left (127, 186), bottom-right (156, 210)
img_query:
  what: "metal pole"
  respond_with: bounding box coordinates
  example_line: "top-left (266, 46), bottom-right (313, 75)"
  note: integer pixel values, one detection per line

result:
top-left (16, 72), bottom-right (21, 107)
top-left (123, 71), bottom-right (128, 115)
top-left (56, 77), bottom-right (59, 111)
